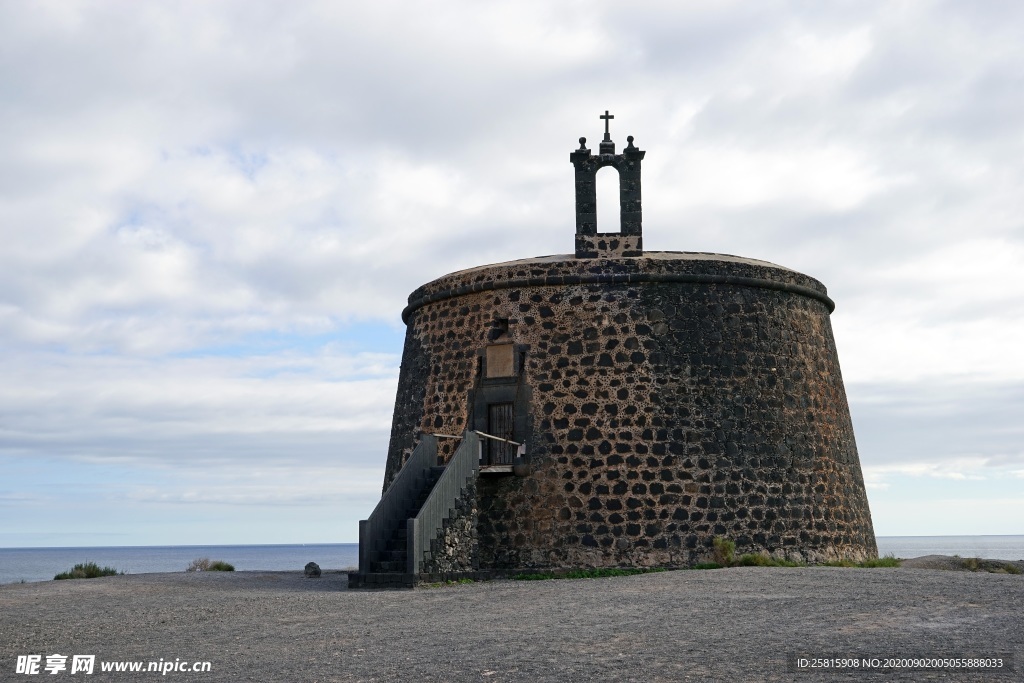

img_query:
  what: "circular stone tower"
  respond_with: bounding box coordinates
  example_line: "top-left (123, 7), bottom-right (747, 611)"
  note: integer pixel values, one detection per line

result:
top-left (382, 116), bottom-right (877, 569)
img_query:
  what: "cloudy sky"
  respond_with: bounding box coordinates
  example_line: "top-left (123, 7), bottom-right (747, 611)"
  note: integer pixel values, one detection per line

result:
top-left (2, 1), bottom-right (1022, 547)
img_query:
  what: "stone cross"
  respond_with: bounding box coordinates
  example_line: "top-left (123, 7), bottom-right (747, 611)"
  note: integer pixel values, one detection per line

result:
top-left (600, 110), bottom-right (614, 139)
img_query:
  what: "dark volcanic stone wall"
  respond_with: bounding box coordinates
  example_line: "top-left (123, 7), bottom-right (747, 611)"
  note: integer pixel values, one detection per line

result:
top-left (423, 480), bottom-right (479, 574)
top-left (384, 252), bottom-right (877, 568)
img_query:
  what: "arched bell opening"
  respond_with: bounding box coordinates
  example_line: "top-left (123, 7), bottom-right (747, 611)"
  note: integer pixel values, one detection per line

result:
top-left (596, 166), bottom-right (622, 234)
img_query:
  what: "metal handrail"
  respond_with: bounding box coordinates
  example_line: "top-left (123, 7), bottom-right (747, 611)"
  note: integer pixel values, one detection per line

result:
top-left (473, 430), bottom-right (522, 447)
top-left (475, 429), bottom-right (525, 468)
top-left (358, 435), bottom-right (437, 574)
top-left (407, 430), bottom-right (480, 575)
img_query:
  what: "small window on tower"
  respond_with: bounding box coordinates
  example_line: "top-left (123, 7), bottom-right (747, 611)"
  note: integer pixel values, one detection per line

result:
top-left (490, 318), bottom-right (510, 341)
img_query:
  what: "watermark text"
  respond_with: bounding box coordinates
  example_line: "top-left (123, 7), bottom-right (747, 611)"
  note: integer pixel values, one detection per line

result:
top-left (16, 655), bottom-right (211, 675)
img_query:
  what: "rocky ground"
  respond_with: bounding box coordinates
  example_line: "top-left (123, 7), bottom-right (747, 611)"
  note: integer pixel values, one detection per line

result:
top-left (1, 558), bottom-right (1021, 682)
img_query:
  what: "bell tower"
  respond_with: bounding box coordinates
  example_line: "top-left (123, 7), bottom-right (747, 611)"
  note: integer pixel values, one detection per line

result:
top-left (569, 111), bottom-right (646, 258)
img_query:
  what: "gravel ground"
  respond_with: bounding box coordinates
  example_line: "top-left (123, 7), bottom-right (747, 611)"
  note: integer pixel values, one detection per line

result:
top-left (1, 561), bottom-right (1021, 682)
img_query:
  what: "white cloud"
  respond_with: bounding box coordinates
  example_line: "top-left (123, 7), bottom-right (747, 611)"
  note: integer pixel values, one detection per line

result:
top-left (1, 0), bottom-right (1024, 542)
top-left (870, 498), bottom-right (1024, 537)
top-left (863, 458), bottom-right (993, 489)
top-left (671, 142), bottom-right (895, 212)
top-left (0, 349), bottom-right (397, 463)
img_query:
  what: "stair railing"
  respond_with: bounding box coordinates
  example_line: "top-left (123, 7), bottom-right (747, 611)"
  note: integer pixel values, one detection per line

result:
top-left (358, 434), bottom-right (437, 574)
top-left (474, 430), bottom-right (523, 467)
top-left (407, 430), bottom-right (480, 575)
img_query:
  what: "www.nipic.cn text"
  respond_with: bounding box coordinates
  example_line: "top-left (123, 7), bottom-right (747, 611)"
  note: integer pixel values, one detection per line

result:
top-left (15, 655), bottom-right (212, 675)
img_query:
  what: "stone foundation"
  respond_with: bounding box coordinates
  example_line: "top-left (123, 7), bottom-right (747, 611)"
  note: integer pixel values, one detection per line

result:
top-left (423, 481), bottom-right (479, 574)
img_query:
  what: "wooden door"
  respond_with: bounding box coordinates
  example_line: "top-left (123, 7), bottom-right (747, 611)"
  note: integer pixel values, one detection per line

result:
top-left (486, 402), bottom-right (516, 465)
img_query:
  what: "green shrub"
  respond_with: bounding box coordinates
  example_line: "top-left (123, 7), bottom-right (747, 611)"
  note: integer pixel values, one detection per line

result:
top-left (186, 558), bottom-right (235, 572)
top-left (186, 558), bottom-right (210, 572)
top-left (736, 553), bottom-right (775, 567)
top-left (954, 557), bottom-right (1019, 574)
top-left (859, 554), bottom-right (901, 568)
top-left (562, 567), bottom-right (662, 579)
top-left (513, 567), bottom-right (665, 581)
top-left (54, 562), bottom-right (123, 580)
top-left (822, 554), bottom-right (900, 568)
top-left (735, 554), bottom-right (805, 567)
top-left (712, 537), bottom-right (735, 566)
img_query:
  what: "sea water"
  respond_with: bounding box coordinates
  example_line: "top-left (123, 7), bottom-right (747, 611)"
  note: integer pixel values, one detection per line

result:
top-left (875, 535), bottom-right (1024, 562)
top-left (0, 544), bottom-right (358, 585)
top-left (2, 537), bottom-right (1022, 585)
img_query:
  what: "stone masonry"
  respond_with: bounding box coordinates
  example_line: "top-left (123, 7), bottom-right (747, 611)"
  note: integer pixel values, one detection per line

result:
top-left (377, 114), bottom-right (877, 572)
top-left (423, 480), bottom-right (479, 574)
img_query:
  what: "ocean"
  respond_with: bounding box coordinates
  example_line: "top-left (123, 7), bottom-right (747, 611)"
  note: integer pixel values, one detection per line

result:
top-left (1, 536), bottom-right (1021, 585)
top-left (0, 543), bottom-right (358, 585)
top-left (875, 535), bottom-right (1024, 562)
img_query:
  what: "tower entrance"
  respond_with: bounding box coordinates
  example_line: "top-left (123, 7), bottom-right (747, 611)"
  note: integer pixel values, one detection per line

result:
top-left (485, 402), bottom-right (516, 465)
